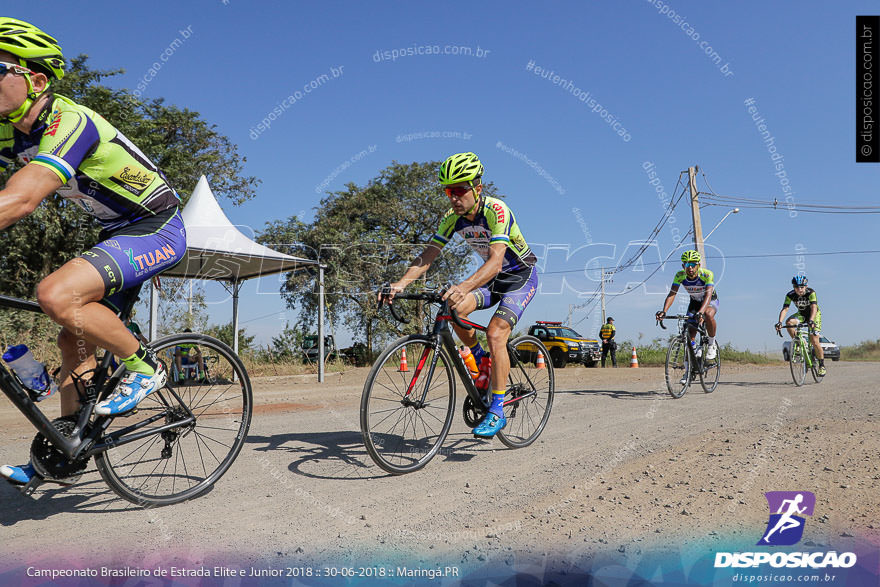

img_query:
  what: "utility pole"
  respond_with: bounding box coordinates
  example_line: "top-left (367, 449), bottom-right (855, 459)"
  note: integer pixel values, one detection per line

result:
top-left (600, 269), bottom-right (609, 324)
top-left (567, 304), bottom-right (573, 327)
top-left (688, 166), bottom-right (706, 261)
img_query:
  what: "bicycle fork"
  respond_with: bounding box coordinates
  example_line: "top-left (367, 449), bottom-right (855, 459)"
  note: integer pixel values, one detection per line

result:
top-left (403, 340), bottom-right (441, 408)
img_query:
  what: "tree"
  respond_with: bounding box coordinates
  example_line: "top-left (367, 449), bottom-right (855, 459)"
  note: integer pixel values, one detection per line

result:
top-left (259, 160), bottom-right (498, 355)
top-left (205, 321), bottom-right (255, 352)
top-left (0, 55), bottom-right (259, 300)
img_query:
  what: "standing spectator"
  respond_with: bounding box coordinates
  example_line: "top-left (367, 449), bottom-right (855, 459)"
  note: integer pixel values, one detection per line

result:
top-left (599, 317), bottom-right (617, 367)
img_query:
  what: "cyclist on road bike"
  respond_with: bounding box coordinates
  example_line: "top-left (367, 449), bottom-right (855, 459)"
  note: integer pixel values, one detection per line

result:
top-left (380, 152), bottom-right (538, 438)
top-left (656, 250), bottom-right (720, 366)
top-left (775, 275), bottom-right (825, 376)
top-left (0, 18), bottom-right (185, 485)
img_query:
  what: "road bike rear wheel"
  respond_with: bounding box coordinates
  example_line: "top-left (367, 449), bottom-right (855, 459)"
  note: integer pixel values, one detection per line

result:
top-left (95, 333), bottom-right (252, 506)
top-left (665, 337), bottom-right (691, 399)
top-left (699, 340), bottom-right (721, 393)
top-left (497, 336), bottom-right (555, 449)
top-left (360, 336), bottom-right (455, 474)
top-left (789, 339), bottom-right (807, 387)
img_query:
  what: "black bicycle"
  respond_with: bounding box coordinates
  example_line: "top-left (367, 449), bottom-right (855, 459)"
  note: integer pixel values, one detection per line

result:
top-left (0, 288), bottom-right (252, 506)
top-left (360, 289), bottom-right (555, 474)
top-left (658, 314), bottom-right (721, 398)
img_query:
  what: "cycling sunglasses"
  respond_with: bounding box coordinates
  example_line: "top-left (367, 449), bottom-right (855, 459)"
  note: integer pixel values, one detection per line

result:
top-left (683, 262), bottom-right (699, 268)
top-left (444, 185), bottom-right (473, 198)
top-left (0, 62), bottom-right (32, 78)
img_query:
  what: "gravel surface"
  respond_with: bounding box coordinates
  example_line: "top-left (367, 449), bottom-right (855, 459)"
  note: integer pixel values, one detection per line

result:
top-left (1, 362), bottom-right (877, 571)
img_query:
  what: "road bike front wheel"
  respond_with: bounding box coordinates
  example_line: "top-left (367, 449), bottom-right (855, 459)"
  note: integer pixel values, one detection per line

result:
top-left (789, 339), bottom-right (807, 387)
top-left (699, 340), bottom-right (721, 393)
top-left (665, 337), bottom-right (691, 399)
top-left (810, 349), bottom-right (825, 384)
top-left (95, 333), bottom-right (252, 506)
top-left (497, 336), bottom-right (555, 449)
top-left (360, 336), bottom-right (456, 475)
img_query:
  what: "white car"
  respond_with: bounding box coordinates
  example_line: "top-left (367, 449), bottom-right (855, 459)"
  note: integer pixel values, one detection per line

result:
top-left (782, 336), bottom-right (840, 361)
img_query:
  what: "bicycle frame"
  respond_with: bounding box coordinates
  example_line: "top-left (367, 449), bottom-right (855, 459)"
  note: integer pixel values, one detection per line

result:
top-left (791, 324), bottom-right (816, 367)
top-left (0, 292), bottom-right (195, 465)
top-left (389, 293), bottom-right (538, 412)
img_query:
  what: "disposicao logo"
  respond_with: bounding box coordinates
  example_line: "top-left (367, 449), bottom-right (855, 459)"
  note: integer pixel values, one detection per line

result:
top-left (714, 491), bottom-right (857, 569)
top-left (759, 491), bottom-right (815, 546)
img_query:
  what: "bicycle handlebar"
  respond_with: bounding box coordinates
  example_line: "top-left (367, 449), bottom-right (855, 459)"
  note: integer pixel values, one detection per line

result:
top-left (656, 314), bottom-right (692, 330)
top-left (378, 286), bottom-right (469, 329)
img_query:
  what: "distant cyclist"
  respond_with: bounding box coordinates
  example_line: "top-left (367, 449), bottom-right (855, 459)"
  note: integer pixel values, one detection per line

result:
top-left (380, 152), bottom-right (538, 438)
top-left (775, 275), bottom-right (825, 376)
top-left (0, 18), bottom-right (184, 485)
top-left (656, 250), bottom-right (719, 362)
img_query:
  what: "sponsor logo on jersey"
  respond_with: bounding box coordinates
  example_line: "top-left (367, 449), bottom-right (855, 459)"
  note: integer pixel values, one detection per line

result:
top-left (110, 165), bottom-right (155, 196)
top-left (126, 244), bottom-right (178, 276)
top-left (44, 113), bottom-right (63, 137)
top-left (491, 202), bottom-right (506, 223)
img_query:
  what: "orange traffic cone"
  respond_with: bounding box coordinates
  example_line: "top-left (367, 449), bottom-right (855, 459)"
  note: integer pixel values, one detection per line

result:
top-left (398, 347), bottom-right (409, 372)
top-left (536, 351), bottom-right (546, 369)
top-left (630, 347), bottom-right (639, 368)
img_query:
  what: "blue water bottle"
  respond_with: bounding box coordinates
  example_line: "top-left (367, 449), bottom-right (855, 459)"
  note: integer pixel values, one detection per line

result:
top-left (2, 344), bottom-right (58, 401)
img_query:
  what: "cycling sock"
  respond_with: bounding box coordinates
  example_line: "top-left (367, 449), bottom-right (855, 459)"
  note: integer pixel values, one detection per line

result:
top-left (470, 342), bottom-right (486, 362)
top-left (121, 345), bottom-right (157, 376)
top-left (489, 389), bottom-right (505, 417)
top-left (707, 336), bottom-right (716, 347)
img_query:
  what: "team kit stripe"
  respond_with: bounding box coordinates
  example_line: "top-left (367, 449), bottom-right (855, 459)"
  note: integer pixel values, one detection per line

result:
top-left (32, 154), bottom-right (74, 181)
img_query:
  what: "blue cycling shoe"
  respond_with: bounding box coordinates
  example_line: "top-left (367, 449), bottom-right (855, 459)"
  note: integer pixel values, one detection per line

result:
top-left (95, 363), bottom-right (167, 416)
top-left (473, 412), bottom-right (507, 438)
top-left (1, 463), bottom-right (36, 485)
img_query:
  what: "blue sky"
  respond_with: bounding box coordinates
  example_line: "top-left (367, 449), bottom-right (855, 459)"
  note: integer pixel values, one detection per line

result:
top-left (14, 1), bottom-right (879, 350)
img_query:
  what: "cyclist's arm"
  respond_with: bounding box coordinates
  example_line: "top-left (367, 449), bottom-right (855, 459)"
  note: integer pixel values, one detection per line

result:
top-left (806, 292), bottom-right (818, 322)
top-left (659, 285), bottom-right (679, 314)
top-left (458, 242), bottom-right (504, 293)
top-left (777, 305), bottom-right (790, 324)
top-left (0, 164), bottom-right (62, 230)
top-left (388, 244), bottom-right (442, 294)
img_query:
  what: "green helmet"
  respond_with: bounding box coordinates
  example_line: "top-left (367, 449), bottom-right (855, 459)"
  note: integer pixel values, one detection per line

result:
top-left (681, 250), bottom-right (701, 263)
top-left (0, 17), bottom-right (65, 80)
top-left (438, 152), bottom-right (483, 185)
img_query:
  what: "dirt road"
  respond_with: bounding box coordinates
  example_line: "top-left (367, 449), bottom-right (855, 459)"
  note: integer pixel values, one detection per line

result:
top-left (1, 362), bottom-right (877, 576)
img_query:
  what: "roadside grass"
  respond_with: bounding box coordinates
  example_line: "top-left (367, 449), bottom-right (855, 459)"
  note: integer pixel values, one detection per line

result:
top-left (615, 339), bottom-right (780, 367)
top-left (839, 339), bottom-right (880, 361)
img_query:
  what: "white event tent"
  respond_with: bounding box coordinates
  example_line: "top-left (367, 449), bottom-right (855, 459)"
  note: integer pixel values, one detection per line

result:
top-left (152, 176), bottom-right (329, 381)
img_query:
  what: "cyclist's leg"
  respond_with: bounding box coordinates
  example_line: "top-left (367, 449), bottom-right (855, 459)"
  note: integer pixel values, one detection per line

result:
top-left (56, 327), bottom-right (98, 416)
top-left (785, 313), bottom-right (801, 338)
top-left (685, 299), bottom-right (702, 342)
top-left (487, 266), bottom-right (537, 394)
top-left (450, 293), bottom-right (479, 346)
top-left (36, 259), bottom-right (136, 417)
top-left (809, 312), bottom-right (824, 359)
top-left (473, 266), bottom-right (538, 437)
top-left (704, 299), bottom-right (718, 338)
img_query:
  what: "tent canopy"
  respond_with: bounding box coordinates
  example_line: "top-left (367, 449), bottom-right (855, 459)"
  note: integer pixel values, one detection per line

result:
top-left (161, 175), bottom-right (317, 281)
top-left (150, 176), bottom-right (327, 381)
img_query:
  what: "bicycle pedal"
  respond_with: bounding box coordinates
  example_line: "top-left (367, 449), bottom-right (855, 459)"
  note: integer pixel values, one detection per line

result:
top-left (20, 475), bottom-right (44, 496)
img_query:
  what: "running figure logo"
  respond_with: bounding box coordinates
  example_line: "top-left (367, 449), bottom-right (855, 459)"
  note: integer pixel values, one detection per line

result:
top-left (759, 491), bottom-right (816, 546)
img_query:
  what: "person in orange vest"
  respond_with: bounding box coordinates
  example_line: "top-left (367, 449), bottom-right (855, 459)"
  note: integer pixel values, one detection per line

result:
top-left (599, 317), bottom-right (617, 367)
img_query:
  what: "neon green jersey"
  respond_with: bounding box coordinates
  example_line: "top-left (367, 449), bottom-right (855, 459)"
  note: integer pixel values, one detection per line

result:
top-left (0, 95), bottom-right (179, 231)
top-left (671, 268), bottom-right (718, 301)
top-left (430, 196), bottom-right (536, 272)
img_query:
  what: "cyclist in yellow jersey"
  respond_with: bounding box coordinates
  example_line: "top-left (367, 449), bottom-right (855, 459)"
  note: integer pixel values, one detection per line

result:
top-left (381, 152), bottom-right (538, 439)
top-left (0, 18), bottom-right (184, 485)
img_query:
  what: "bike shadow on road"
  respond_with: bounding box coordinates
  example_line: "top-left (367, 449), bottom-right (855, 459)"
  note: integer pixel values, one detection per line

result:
top-left (0, 471), bottom-right (167, 523)
top-left (246, 430), bottom-right (492, 480)
top-left (558, 388), bottom-right (666, 400)
top-left (247, 430), bottom-right (382, 480)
